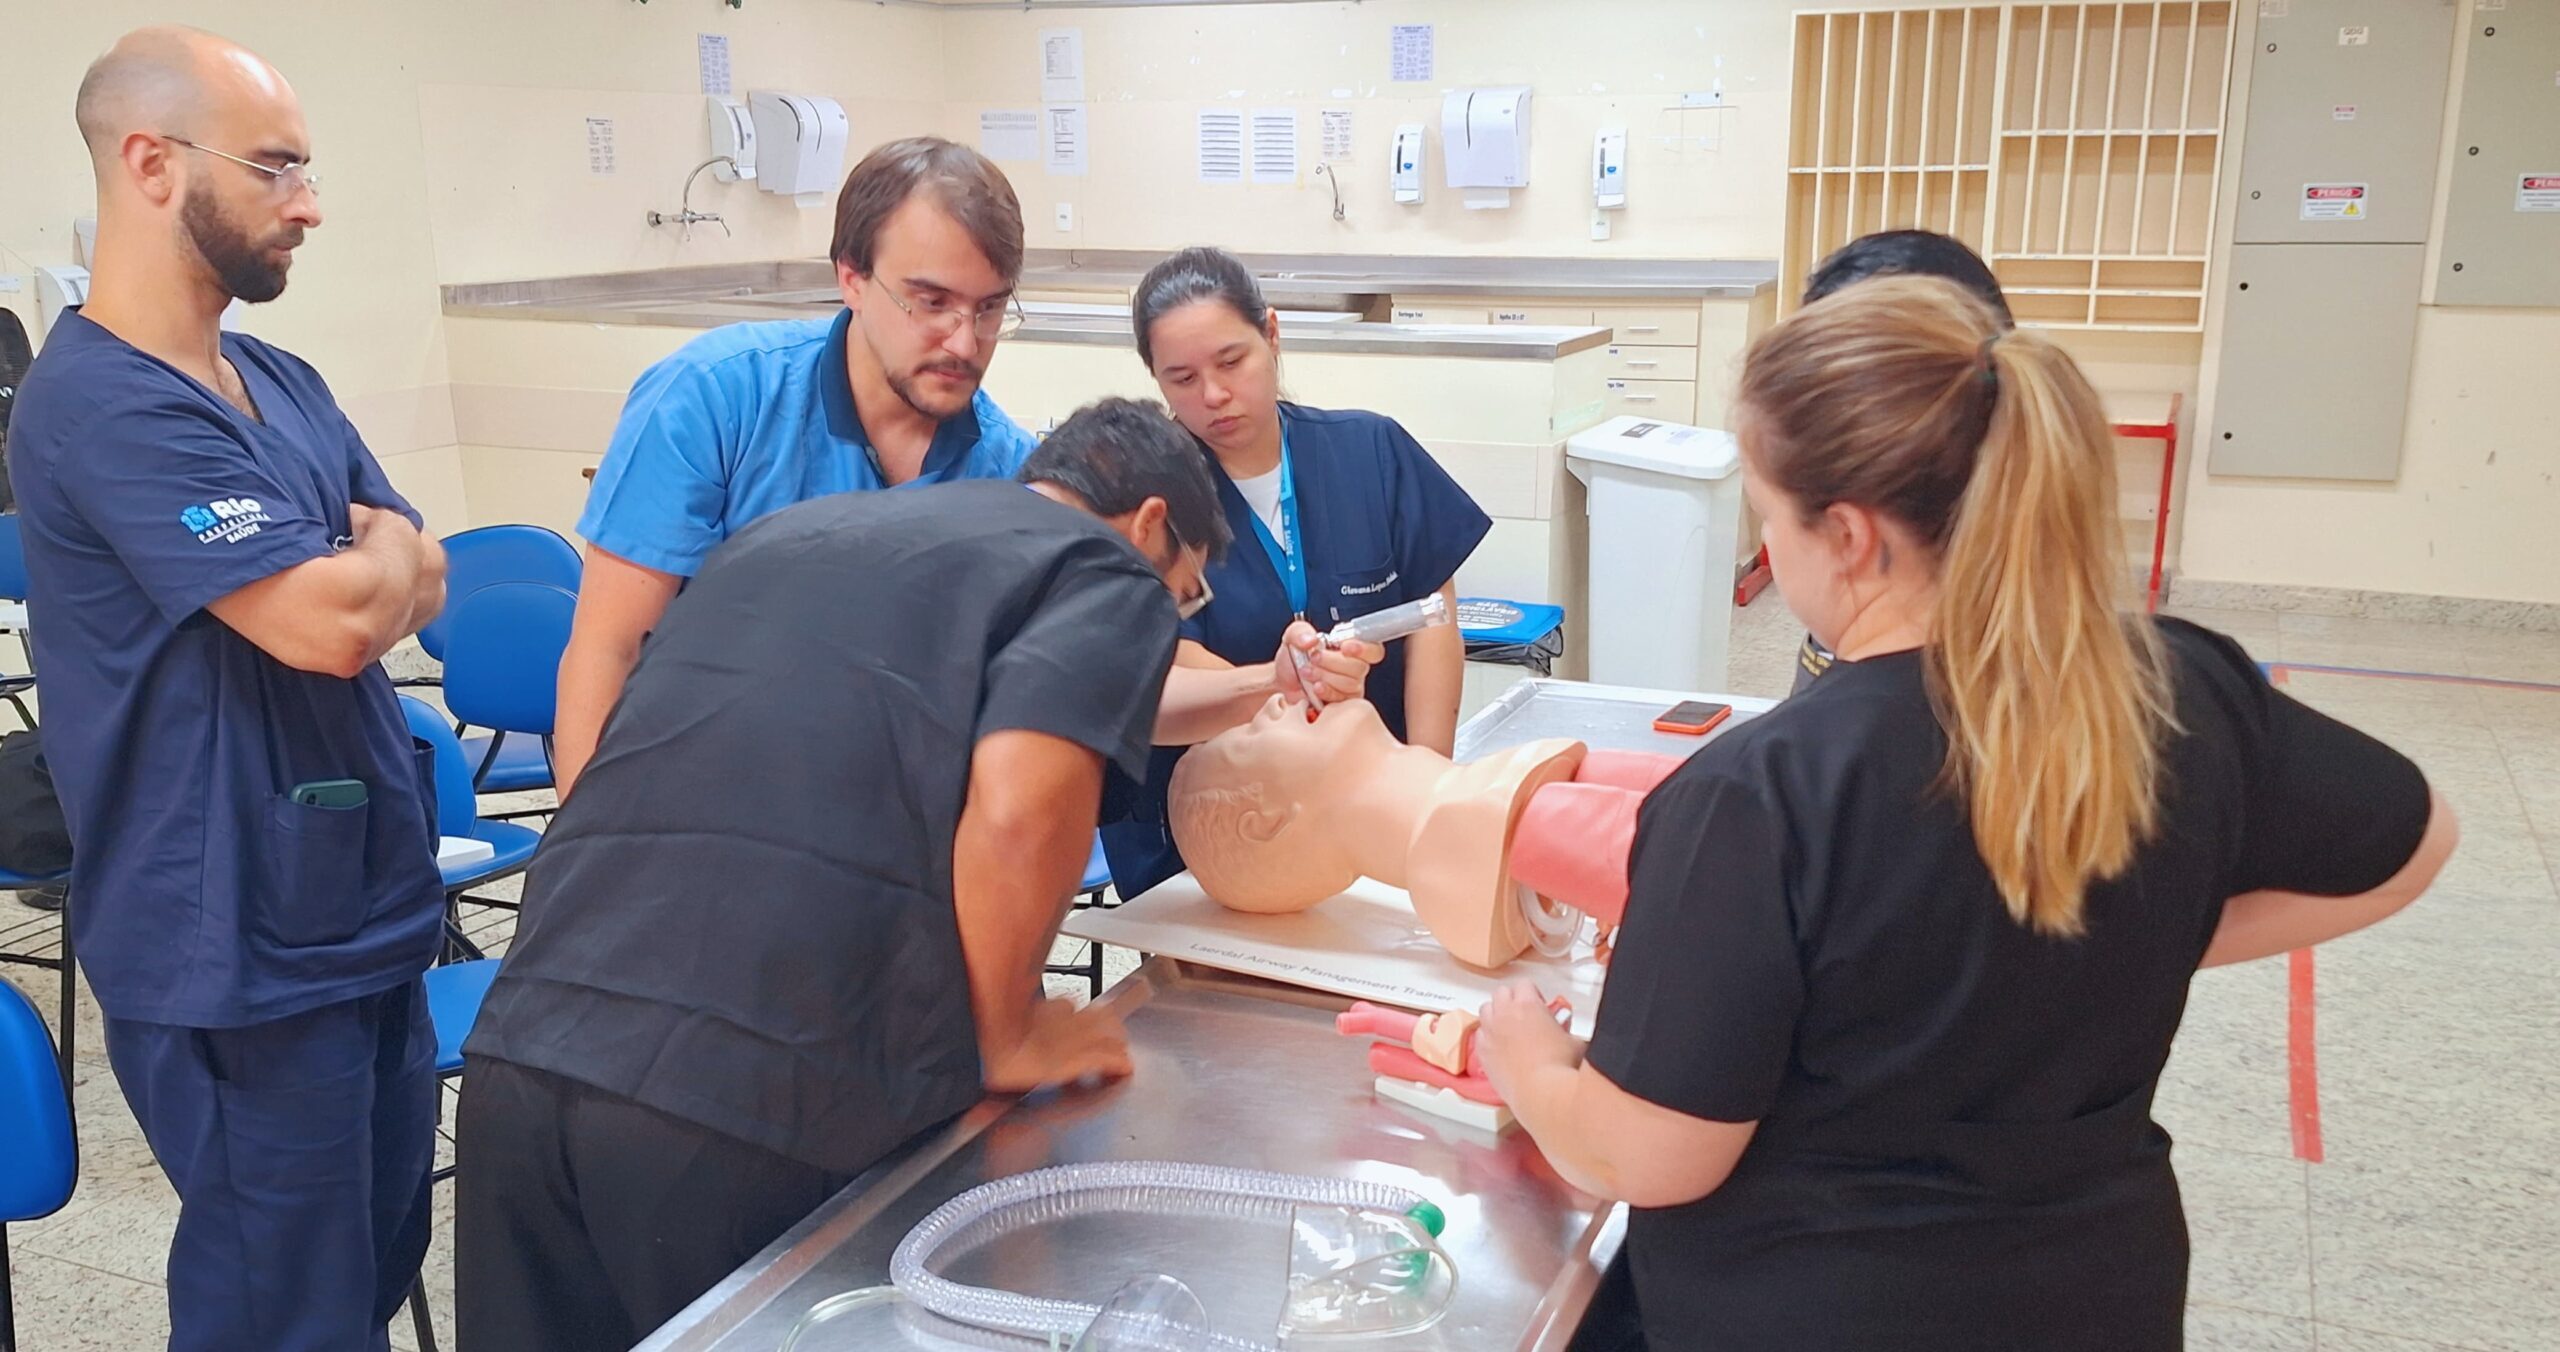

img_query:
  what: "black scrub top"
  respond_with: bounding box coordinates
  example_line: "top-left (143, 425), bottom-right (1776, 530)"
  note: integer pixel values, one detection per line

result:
top-left (465, 481), bottom-right (1179, 1174)
top-left (1586, 619), bottom-right (2431, 1352)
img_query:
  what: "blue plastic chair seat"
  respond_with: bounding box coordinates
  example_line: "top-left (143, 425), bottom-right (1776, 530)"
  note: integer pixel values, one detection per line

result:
top-left (445, 821), bottom-right (542, 890)
top-left (423, 959), bottom-right (500, 1075)
top-left (0, 977), bottom-right (75, 1220)
top-left (1079, 836), bottom-right (1111, 896)
top-left (460, 733), bottom-right (554, 794)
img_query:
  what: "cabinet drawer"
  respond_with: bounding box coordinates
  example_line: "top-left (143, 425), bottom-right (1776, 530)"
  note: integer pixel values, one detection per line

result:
top-left (1599, 344), bottom-right (1700, 382)
top-left (1391, 305), bottom-right (1491, 325)
top-left (1488, 305), bottom-right (1597, 327)
top-left (1595, 305), bottom-right (1701, 346)
top-left (1602, 378), bottom-right (1697, 421)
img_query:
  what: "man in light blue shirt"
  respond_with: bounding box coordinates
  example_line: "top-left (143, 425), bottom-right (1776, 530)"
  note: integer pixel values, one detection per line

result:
top-left (556, 136), bottom-right (1039, 794)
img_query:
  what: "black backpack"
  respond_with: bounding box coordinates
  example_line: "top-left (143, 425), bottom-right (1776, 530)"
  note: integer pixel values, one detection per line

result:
top-left (0, 727), bottom-right (71, 877)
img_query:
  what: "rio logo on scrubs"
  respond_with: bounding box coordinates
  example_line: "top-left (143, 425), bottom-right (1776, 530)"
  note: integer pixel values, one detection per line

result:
top-left (181, 497), bottom-right (272, 546)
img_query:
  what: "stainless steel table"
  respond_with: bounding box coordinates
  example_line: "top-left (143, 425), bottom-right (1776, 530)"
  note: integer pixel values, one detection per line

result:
top-left (642, 679), bottom-right (1766, 1352)
top-left (636, 961), bottom-right (1621, 1351)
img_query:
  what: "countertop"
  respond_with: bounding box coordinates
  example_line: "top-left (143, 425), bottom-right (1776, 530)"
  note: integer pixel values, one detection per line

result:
top-left (441, 250), bottom-right (1779, 360)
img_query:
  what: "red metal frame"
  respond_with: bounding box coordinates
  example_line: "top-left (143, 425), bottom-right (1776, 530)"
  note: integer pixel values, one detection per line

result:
top-left (2112, 393), bottom-right (2182, 614)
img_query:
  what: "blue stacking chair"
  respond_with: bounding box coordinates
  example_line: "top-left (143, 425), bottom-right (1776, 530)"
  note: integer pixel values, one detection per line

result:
top-left (0, 974), bottom-right (77, 1352)
top-left (0, 515), bottom-right (41, 729)
top-left (407, 524), bottom-right (582, 676)
top-left (442, 581), bottom-right (577, 806)
top-left (0, 866), bottom-right (73, 1103)
top-left (401, 696), bottom-right (542, 962)
top-left (403, 955), bottom-right (499, 1352)
top-left (1043, 836), bottom-right (1119, 1000)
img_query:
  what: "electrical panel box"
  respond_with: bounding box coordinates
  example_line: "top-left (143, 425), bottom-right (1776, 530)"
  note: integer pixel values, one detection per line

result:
top-left (2232, 0), bottom-right (2456, 245)
top-left (2208, 242), bottom-right (2426, 481)
top-left (2434, 4), bottom-right (2560, 308)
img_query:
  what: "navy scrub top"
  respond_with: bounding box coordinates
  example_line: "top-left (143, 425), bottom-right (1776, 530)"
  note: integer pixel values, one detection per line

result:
top-left (7, 313), bottom-right (443, 1028)
top-left (1101, 402), bottom-right (1491, 898)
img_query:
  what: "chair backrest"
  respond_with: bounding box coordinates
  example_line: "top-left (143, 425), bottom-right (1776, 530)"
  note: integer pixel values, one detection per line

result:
top-left (0, 513), bottom-right (30, 603)
top-left (0, 976), bottom-right (76, 1221)
top-left (441, 581), bottom-right (577, 737)
top-left (400, 694), bottom-right (483, 842)
top-left (417, 524), bottom-right (582, 663)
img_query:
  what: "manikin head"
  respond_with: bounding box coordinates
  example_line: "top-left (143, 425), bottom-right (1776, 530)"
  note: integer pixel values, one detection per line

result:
top-left (1168, 696), bottom-right (1393, 913)
top-left (77, 26), bottom-right (323, 304)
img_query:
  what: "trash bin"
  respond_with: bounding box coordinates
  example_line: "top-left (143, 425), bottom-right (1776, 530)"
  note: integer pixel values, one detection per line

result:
top-left (1564, 415), bottom-right (1742, 694)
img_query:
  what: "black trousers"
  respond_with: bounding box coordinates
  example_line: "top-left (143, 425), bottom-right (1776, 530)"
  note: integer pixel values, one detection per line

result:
top-left (454, 1057), bottom-right (855, 1352)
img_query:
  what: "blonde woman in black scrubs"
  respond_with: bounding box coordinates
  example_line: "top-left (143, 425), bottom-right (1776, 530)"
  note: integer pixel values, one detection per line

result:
top-left (1477, 276), bottom-right (2457, 1352)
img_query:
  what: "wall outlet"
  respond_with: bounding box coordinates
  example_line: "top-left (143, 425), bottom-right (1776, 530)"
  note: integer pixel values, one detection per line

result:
top-left (1054, 203), bottom-right (1074, 232)
top-left (1591, 213), bottom-right (1612, 241)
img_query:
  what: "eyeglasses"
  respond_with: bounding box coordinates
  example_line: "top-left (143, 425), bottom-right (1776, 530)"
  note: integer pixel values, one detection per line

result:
top-left (162, 135), bottom-right (321, 198)
top-left (874, 283), bottom-right (1024, 342)
top-left (1174, 543), bottom-right (1214, 620)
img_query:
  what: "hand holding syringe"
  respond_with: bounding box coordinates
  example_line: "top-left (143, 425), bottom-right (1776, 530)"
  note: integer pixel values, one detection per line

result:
top-left (1283, 593), bottom-right (1455, 716)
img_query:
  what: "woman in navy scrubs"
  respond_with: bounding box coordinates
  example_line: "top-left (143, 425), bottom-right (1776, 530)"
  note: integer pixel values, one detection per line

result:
top-left (1104, 247), bottom-right (1492, 898)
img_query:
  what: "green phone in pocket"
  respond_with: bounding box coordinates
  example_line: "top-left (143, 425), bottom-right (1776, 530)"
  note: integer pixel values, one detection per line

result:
top-left (289, 779), bottom-right (369, 810)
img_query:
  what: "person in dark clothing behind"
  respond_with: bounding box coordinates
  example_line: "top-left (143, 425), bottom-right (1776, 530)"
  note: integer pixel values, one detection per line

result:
top-left (455, 397), bottom-right (1231, 1351)
top-left (1481, 277), bottom-right (2456, 1351)
top-left (1788, 230), bottom-right (2014, 695)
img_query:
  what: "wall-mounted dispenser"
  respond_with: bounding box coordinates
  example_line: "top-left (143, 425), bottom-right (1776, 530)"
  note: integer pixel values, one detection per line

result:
top-left (1593, 127), bottom-right (1628, 209)
top-left (748, 92), bottom-right (848, 206)
top-left (34, 266), bottom-right (88, 338)
top-left (707, 95), bottom-right (756, 183)
top-left (1390, 124), bottom-right (1426, 205)
top-left (1442, 87), bottom-right (1532, 209)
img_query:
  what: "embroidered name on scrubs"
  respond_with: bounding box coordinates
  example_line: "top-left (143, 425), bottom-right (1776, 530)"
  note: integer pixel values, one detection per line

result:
top-left (1243, 434), bottom-right (1309, 617)
top-left (181, 496), bottom-right (272, 545)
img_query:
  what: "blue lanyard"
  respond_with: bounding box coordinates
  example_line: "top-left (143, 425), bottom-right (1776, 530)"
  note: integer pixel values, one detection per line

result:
top-left (1242, 433), bottom-right (1308, 617)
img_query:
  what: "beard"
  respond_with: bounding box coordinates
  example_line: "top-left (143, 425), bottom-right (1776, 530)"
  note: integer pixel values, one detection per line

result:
top-left (884, 356), bottom-right (985, 421)
top-left (180, 184), bottom-right (298, 303)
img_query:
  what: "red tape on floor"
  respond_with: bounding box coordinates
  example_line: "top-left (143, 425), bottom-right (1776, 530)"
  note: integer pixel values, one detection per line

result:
top-left (2286, 946), bottom-right (2324, 1164)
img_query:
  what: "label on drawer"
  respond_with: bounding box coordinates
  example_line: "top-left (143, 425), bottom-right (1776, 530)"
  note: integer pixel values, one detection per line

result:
top-left (2299, 182), bottom-right (2367, 221)
top-left (1493, 310), bottom-right (1531, 323)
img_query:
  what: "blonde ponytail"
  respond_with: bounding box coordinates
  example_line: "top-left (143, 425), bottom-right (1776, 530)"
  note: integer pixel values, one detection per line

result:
top-left (1929, 336), bottom-right (2173, 935)
top-left (1737, 275), bottom-right (2174, 936)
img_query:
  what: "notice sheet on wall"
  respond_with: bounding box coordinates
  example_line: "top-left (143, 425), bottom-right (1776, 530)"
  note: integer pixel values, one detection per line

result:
top-left (1391, 24), bottom-right (1435, 82)
top-left (1044, 104), bottom-right (1089, 177)
top-left (1040, 27), bottom-right (1086, 103)
top-left (1198, 109), bottom-right (1245, 183)
top-left (1321, 108), bottom-right (1356, 161)
top-left (585, 117), bottom-right (616, 175)
top-left (979, 109), bottom-right (1039, 162)
top-left (1251, 108), bottom-right (1300, 184)
top-left (696, 34), bottom-right (732, 96)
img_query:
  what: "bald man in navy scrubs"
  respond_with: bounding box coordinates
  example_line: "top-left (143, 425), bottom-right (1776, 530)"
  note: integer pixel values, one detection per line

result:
top-left (11, 29), bottom-right (445, 1351)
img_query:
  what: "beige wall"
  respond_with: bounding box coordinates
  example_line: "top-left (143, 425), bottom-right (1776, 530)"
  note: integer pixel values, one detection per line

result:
top-left (2179, 6), bottom-right (2560, 605)
top-left (12, 1), bottom-right (2552, 605)
top-left (2, 0), bottom-right (942, 536)
top-left (937, 0), bottom-right (1806, 260)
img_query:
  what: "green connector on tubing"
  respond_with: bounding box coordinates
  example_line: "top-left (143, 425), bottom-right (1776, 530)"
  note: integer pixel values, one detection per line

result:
top-left (1404, 1200), bottom-right (1446, 1239)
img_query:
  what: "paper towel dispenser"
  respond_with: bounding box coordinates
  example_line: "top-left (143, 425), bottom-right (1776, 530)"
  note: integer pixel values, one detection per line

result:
top-left (748, 92), bottom-right (848, 206)
top-left (35, 266), bottom-right (88, 337)
top-left (707, 95), bottom-right (756, 183)
top-left (1442, 87), bottom-right (1532, 190)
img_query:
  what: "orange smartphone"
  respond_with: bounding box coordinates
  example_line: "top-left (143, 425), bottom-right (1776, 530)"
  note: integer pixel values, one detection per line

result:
top-left (1652, 700), bottom-right (1733, 736)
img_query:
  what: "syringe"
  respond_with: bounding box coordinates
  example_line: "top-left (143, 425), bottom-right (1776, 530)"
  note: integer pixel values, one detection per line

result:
top-left (1288, 593), bottom-right (1454, 714)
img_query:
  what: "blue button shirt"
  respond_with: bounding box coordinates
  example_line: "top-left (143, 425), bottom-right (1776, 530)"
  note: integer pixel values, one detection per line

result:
top-left (578, 309), bottom-right (1038, 577)
top-left (8, 314), bottom-right (443, 1028)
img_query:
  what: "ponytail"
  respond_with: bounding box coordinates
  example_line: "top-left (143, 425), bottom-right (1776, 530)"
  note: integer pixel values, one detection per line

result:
top-left (1737, 276), bottom-right (2173, 936)
top-left (1929, 336), bottom-right (2173, 935)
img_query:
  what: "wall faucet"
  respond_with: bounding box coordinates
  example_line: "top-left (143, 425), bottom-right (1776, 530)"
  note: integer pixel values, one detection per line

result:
top-left (648, 157), bottom-right (737, 242)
